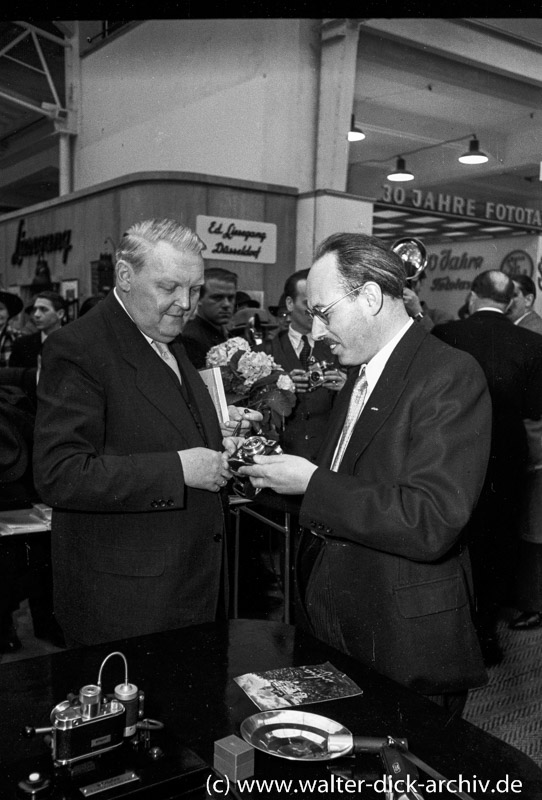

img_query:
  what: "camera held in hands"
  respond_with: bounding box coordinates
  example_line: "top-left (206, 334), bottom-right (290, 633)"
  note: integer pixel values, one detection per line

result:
top-left (305, 359), bottom-right (335, 390)
top-left (228, 435), bottom-right (282, 498)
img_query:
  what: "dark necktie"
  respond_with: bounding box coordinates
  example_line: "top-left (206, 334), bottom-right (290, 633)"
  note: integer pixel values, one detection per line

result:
top-left (299, 335), bottom-right (312, 370)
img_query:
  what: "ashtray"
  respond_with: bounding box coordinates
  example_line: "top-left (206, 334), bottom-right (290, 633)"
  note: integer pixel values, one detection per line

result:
top-left (240, 710), bottom-right (352, 761)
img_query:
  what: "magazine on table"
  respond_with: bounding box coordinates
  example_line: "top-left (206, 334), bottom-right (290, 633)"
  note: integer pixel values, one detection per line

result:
top-left (234, 662), bottom-right (363, 710)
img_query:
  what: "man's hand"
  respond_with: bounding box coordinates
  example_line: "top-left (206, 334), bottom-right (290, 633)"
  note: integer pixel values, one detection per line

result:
top-left (403, 287), bottom-right (423, 318)
top-left (220, 406), bottom-right (263, 438)
top-left (179, 447), bottom-right (232, 492)
top-left (237, 454), bottom-right (318, 494)
top-left (321, 368), bottom-right (346, 392)
top-left (289, 368), bottom-right (310, 394)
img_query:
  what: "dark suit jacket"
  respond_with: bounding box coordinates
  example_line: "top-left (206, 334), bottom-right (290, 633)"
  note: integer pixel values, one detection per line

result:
top-left (298, 323), bottom-right (491, 694)
top-left (33, 292), bottom-right (226, 645)
top-left (9, 331), bottom-right (42, 368)
top-left (269, 331), bottom-right (338, 461)
top-left (433, 311), bottom-right (542, 489)
top-left (181, 315), bottom-right (227, 369)
top-left (516, 309), bottom-right (542, 336)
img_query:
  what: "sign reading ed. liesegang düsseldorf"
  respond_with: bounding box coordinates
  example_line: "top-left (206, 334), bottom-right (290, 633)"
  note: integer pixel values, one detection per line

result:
top-left (196, 216), bottom-right (277, 264)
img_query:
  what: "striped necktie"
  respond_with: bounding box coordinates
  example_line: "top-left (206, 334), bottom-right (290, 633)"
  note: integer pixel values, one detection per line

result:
top-left (330, 366), bottom-right (368, 472)
top-left (152, 341), bottom-right (182, 385)
top-left (299, 335), bottom-right (312, 370)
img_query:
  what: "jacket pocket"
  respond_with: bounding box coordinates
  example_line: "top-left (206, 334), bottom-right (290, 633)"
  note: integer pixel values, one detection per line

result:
top-left (81, 536), bottom-right (165, 577)
top-left (394, 574), bottom-right (467, 619)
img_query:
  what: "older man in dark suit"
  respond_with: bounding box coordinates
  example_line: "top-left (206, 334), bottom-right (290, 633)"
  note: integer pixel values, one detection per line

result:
top-left (240, 233), bottom-right (491, 714)
top-left (433, 270), bottom-right (542, 661)
top-left (33, 219), bottom-right (259, 646)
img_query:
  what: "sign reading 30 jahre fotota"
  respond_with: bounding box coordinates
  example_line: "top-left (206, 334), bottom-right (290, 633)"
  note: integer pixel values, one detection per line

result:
top-left (196, 215), bottom-right (277, 264)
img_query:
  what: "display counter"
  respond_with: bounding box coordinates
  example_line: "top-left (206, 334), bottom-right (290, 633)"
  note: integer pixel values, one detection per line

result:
top-left (0, 619), bottom-right (540, 799)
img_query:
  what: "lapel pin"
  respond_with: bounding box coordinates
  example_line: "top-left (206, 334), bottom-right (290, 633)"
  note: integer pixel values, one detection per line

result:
top-left (370, 407), bottom-right (379, 411)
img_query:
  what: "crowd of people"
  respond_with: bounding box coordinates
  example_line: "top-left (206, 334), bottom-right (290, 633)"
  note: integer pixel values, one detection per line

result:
top-left (1, 219), bottom-right (541, 721)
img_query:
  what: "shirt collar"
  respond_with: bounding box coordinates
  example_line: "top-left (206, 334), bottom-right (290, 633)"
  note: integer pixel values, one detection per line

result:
top-left (363, 318), bottom-right (414, 396)
top-left (288, 325), bottom-right (314, 351)
top-left (475, 307), bottom-right (504, 314)
top-left (113, 287), bottom-right (154, 345)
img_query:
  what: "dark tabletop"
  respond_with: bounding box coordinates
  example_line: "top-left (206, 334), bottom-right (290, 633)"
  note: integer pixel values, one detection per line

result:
top-left (0, 619), bottom-right (540, 799)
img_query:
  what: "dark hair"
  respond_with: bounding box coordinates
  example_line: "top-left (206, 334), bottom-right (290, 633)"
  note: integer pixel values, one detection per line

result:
top-left (78, 296), bottom-right (104, 317)
top-left (314, 233), bottom-right (406, 299)
top-left (471, 270), bottom-right (514, 305)
top-left (513, 274), bottom-right (536, 299)
top-left (200, 268), bottom-right (238, 297)
top-left (283, 269), bottom-right (309, 302)
top-left (34, 290), bottom-right (67, 314)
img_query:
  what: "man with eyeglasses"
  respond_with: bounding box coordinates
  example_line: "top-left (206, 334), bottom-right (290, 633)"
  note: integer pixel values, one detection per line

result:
top-left (239, 232), bottom-right (492, 715)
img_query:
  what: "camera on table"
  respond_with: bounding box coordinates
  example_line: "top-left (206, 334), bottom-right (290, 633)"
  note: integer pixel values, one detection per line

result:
top-left (24, 652), bottom-right (145, 768)
top-left (305, 359), bottom-right (335, 390)
top-left (228, 435), bottom-right (282, 498)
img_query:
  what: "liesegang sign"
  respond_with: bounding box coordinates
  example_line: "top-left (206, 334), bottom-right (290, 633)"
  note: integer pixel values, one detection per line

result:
top-left (196, 216), bottom-right (277, 264)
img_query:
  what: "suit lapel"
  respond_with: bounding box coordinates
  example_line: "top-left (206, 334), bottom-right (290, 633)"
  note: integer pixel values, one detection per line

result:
top-left (320, 323), bottom-right (427, 471)
top-left (102, 293), bottom-right (207, 447)
top-left (170, 339), bottom-right (222, 449)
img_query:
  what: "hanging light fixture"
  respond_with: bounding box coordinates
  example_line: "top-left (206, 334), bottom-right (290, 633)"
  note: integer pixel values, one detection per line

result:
top-left (458, 136), bottom-right (488, 164)
top-left (348, 114), bottom-right (365, 142)
top-left (387, 157), bottom-right (414, 182)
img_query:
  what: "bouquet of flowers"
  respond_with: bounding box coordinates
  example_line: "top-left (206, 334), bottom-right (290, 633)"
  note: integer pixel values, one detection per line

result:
top-left (206, 337), bottom-right (296, 436)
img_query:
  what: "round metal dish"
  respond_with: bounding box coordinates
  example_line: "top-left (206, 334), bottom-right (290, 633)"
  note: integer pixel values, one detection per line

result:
top-left (240, 710), bottom-right (352, 761)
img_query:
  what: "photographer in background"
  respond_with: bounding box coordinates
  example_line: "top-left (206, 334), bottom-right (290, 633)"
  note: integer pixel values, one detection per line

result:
top-left (268, 269), bottom-right (345, 462)
top-left (402, 270), bottom-right (453, 331)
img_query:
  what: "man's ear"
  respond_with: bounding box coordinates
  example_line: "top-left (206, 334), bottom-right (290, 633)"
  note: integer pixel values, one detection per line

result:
top-left (116, 260), bottom-right (132, 292)
top-left (362, 282), bottom-right (383, 316)
top-left (526, 292), bottom-right (535, 310)
top-left (285, 296), bottom-right (295, 313)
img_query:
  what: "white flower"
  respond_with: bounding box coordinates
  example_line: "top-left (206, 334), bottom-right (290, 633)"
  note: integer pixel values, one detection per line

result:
top-left (277, 373), bottom-right (296, 393)
top-left (205, 337), bottom-right (251, 367)
top-left (237, 351), bottom-right (275, 387)
top-left (205, 342), bottom-right (231, 367)
top-left (226, 337), bottom-right (251, 356)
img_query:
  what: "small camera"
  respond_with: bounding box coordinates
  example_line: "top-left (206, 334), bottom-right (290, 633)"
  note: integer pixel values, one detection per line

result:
top-left (26, 652), bottom-right (145, 767)
top-left (51, 686), bottom-right (126, 766)
top-left (306, 360), bottom-right (334, 390)
top-left (228, 435), bottom-right (282, 498)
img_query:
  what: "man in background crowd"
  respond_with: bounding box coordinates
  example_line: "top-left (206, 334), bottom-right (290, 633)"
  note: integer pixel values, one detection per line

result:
top-left (182, 267), bottom-right (237, 368)
top-left (0, 291), bottom-right (23, 367)
top-left (402, 270), bottom-right (453, 331)
top-left (433, 270), bottom-right (542, 664)
top-left (9, 291), bottom-right (66, 368)
top-left (33, 219), bottom-right (259, 646)
top-left (269, 269), bottom-right (345, 461)
top-left (507, 274), bottom-right (542, 335)
top-left (240, 233), bottom-right (491, 714)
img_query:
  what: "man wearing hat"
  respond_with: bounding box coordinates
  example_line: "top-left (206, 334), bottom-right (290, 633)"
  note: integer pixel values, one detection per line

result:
top-left (0, 291), bottom-right (24, 368)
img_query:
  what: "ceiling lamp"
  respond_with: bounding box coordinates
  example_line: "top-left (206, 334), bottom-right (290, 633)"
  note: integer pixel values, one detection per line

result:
top-left (348, 114), bottom-right (365, 142)
top-left (387, 157), bottom-right (414, 182)
top-left (458, 136), bottom-right (488, 165)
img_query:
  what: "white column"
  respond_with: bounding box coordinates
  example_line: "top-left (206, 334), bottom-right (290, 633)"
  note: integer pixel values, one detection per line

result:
top-left (315, 19), bottom-right (361, 192)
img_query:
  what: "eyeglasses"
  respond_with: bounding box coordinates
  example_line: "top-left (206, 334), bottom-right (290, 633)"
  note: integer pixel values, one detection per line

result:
top-left (305, 285), bottom-right (364, 325)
